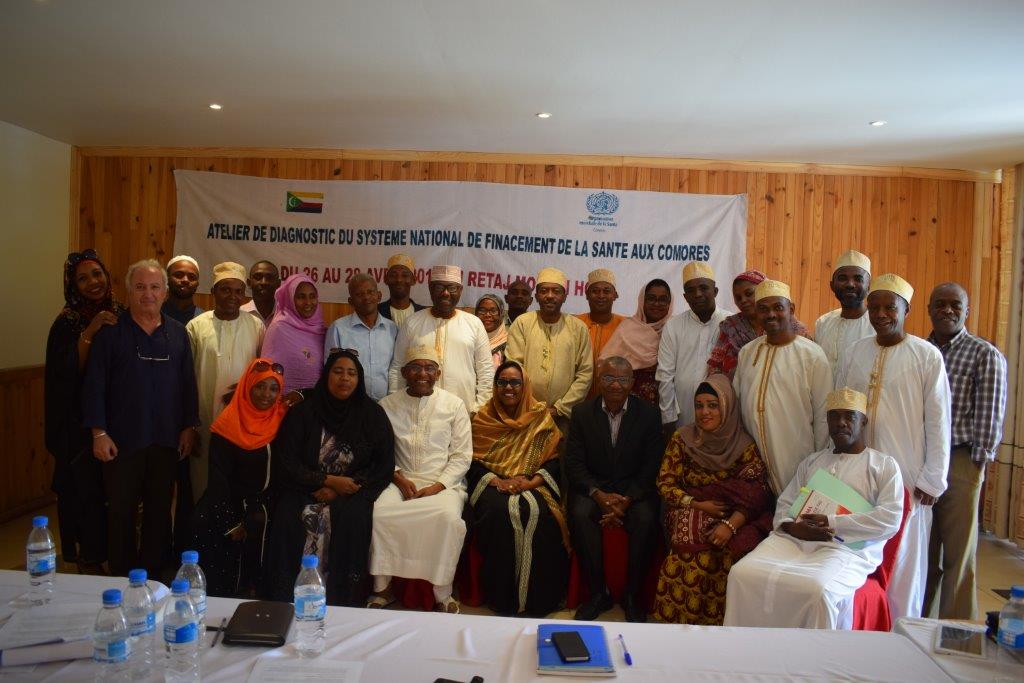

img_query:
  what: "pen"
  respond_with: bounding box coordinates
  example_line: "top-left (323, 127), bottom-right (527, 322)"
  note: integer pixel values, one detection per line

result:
top-left (833, 535), bottom-right (845, 543)
top-left (617, 633), bottom-right (633, 666)
top-left (211, 617), bottom-right (227, 647)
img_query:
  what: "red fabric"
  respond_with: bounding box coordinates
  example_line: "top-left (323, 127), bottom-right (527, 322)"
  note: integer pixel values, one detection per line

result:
top-left (566, 525), bottom-right (664, 610)
top-left (392, 578), bottom-right (435, 611)
top-left (852, 487), bottom-right (912, 631)
top-left (455, 536), bottom-right (485, 607)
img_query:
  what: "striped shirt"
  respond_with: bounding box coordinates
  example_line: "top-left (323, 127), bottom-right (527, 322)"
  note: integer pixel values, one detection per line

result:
top-left (927, 328), bottom-right (1007, 463)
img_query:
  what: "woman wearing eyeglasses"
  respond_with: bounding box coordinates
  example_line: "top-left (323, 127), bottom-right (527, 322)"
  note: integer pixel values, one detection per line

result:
top-left (466, 360), bottom-right (569, 616)
top-left (44, 250), bottom-right (126, 575)
top-left (261, 274), bottom-right (326, 392)
top-left (598, 278), bottom-right (674, 406)
top-left (264, 349), bottom-right (395, 606)
top-left (191, 357), bottom-right (287, 597)
top-left (474, 294), bottom-right (508, 369)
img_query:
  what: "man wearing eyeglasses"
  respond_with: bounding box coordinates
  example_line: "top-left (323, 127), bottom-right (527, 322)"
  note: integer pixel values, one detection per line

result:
top-left (564, 356), bottom-right (664, 622)
top-left (388, 265), bottom-right (493, 414)
top-left (82, 259), bottom-right (200, 577)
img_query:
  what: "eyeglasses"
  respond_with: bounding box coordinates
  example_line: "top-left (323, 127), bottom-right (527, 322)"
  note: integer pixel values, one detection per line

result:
top-left (494, 378), bottom-right (523, 388)
top-left (252, 360), bottom-right (284, 375)
top-left (476, 308), bottom-right (501, 317)
top-left (644, 294), bottom-right (671, 305)
top-left (329, 347), bottom-right (360, 357)
top-left (405, 362), bottom-right (439, 375)
top-left (136, 328), bottom-right (170, 362)
top-left (429, 283), bottom-right (462, 294)
top-left (600, 375), bottom-right (631, 386)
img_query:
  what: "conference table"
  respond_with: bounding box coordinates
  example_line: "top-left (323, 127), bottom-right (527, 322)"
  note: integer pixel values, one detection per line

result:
top-left (0, 570), bottom-right (954, 681)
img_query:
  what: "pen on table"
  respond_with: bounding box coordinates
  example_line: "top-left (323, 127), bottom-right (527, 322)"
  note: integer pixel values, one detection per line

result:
top-left (617, 633), bottom-right (633, 666)
top-left (210, 617), bottom-right (227, 647)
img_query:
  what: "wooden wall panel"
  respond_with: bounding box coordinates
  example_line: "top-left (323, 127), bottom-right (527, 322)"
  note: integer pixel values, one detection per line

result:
top-left (0, 366), bottom-right (53, 522)
top-left (75, 151), bottom-right (1006, 341)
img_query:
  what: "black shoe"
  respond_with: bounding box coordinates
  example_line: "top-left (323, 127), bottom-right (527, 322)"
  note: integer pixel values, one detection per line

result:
top-left (574, 589), bottom-right (613, 621)
top-left (622, 594), bottom-right (647, 623)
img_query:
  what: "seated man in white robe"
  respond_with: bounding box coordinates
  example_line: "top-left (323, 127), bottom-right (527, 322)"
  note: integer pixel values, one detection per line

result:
top-left (724, 388), bottom-right (903, 630)
top-left (369, 345), bottom-right (472, 613)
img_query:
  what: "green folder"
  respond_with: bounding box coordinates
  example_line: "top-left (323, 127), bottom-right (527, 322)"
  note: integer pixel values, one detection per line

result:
top-left (788, 468), bottom-right (873, 550)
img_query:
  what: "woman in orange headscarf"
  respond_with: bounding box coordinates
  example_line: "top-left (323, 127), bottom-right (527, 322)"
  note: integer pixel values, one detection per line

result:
top-left (192, 357), bottom-right (288, 597)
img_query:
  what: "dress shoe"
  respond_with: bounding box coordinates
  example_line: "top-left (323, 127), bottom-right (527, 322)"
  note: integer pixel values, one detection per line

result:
top-left (622, 594), bottom-right (647, 623)
top-left (574, 589), bottom-right (613, 621)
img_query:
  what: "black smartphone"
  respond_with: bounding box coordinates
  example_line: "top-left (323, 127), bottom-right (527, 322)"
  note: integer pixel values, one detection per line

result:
top-left (551, 630), bottom-right (591, 663)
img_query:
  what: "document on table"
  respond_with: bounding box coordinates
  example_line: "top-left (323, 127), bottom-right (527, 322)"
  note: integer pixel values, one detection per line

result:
top-left (0, 603), bottom-right (96, 650)
top-left (248, 656), bottom-right (363, 682)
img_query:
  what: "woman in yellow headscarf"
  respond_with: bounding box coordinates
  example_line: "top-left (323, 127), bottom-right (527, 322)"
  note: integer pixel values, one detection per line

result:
top-left (468, 360), bottom-right (570, 617)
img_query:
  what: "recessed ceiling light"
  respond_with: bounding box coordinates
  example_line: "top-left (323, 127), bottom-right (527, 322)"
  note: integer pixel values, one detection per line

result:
top-left (869, 120), bottom-right (886, 127)
top-left (536, 112), bottom-right (552, 119)
top-left (209, 103), bottom-right (223, 110)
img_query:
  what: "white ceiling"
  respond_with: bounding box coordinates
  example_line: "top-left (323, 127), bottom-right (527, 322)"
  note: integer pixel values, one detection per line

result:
top-left (2, 0), bottom-right (1023, 171)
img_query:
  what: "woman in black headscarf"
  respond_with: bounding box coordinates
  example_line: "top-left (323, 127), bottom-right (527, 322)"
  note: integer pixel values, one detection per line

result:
top-left (44, 249), bottom-right (126, 574)
top-left (263, 350), bottom-right (395, 606)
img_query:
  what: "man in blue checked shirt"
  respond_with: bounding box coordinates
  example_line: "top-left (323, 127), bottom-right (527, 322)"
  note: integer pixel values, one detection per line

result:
top-left (923, 282), bottom-right (1007, 620)
top-left (325, 273), bottom-right (398, 401)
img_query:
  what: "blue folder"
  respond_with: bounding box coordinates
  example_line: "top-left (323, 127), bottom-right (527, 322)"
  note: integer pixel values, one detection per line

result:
top-left (537, 624), bottom-right (616, 677)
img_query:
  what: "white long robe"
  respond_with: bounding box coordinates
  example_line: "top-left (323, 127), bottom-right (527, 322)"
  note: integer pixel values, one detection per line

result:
top-left (836, 334), bottom-right (951, 620)
top-left (186, 311), bottom-right (264, 501)
top-left (370, 388), bottom-right (471, 586)
top-left (656, 307), bottom-right (731, 427)
top-left (734, 336), bottom-right (832, 494)
top-left (388, 309), bottom-right (493, 413)
top-left (814, 309), bottom-right (874, 385)
top-left (724, 446), bottom-right (904, 630)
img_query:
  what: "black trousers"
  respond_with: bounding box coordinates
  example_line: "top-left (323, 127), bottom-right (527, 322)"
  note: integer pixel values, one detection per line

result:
top-left (52, 449), bottom-right (107, 564)
top-left (103, 445), bottom-right (178, 577)
top-left (569, 494), bottom-right (657, 597)
top-left (172, 457), bottom-right (194, 557)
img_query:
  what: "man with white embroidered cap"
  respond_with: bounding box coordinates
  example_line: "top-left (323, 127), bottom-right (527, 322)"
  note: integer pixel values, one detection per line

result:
top-left (388, 264), bottom-right (492, 413)
top-left (734, 279), bottom-right (832, 496)
top-left (724, 387), bottom-right (904, 630)
top-left (506, 266), bottom-right (593, 432)
top-left (369, 344), bottom-right (472, 613)
top-left (656, 261), bottom-right (730, 438)
top-left (162, 255), bottom-right (203, 325)
top-left (836, 273), bottom-right (951, 620)
top-left (814, 250), bottom-right (874, 383)
top-left (378, 253), bottom-right (426, 327)
top-left (576, 268), bottom-right (624, 398)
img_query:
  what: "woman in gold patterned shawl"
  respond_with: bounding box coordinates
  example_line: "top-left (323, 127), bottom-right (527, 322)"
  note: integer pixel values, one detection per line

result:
top-left (468, 360), bottom-right (570, 616)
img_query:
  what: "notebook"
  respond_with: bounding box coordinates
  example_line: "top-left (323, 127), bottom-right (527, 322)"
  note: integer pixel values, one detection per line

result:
top-left (788, 468), bottom-right (874, 550)
top-left (537, 624), bottom-right (615, 677)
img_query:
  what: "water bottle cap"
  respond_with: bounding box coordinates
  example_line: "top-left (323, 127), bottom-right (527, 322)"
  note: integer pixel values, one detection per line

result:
top-left (181, 550), bottom-right (199, 564)
top-left (1012, 585), bottom-right (1024, 599)
top-left (171, 578), bottom-right (191, 594)
top-left (301, 555), bottom-right (319, 569)
top-left (128, 568), bottom-right (147, 584)
top-left (31, 516), bottom-right (48, 528)
top-left (102, 589), bottom-right (122, 605)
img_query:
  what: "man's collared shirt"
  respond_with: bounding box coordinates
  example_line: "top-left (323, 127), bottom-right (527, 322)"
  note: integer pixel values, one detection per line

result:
top-left (601, 396), bottom-right (630, 447)
top-left (160, 300), bottom-right (203, 326)
top-left (927, 327), bottom-right (1007, 463)
top-left (325, 312), bottom-right (398, 401)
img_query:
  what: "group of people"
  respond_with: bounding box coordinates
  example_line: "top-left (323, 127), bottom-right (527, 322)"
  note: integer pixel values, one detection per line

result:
top-left (43, 246), bottom-right (1005, 629)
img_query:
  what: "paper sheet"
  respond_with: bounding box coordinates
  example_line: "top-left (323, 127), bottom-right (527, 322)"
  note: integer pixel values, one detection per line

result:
top-left (0, 604), bottom-right (96, 650)
top-left (248, 654), bottom-right (363, 682)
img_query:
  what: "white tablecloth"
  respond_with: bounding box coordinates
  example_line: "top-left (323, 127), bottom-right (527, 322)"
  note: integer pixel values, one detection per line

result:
top-left (0, 571), bottom-right (953, 682)
top-left (894, 617), bottom-right (1024, 682)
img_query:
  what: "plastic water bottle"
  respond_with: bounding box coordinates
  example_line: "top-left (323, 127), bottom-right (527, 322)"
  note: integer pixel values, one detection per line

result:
top-left (293, 554), bottom-right (326, 657)
top-left (162, 579), bottom-right (199, 683)
top-left (174, 551), bottom-right (207, 644)
top-left (124, 568), bottom-right (156, 680)
top-left (26, 515), bottom-right (56, 605)
top-left (996, 585), bottom-right (1024, 677)
top-left (92, 588), bottom-right (131, 682)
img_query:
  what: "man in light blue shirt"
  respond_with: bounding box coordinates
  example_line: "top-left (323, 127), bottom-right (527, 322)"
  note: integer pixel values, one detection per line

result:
top-left (325, 273), bottom-right (398, 401)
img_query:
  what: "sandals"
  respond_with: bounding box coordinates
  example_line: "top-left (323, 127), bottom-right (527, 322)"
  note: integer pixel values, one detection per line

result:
top-left (366, 591), bottom-right (396, 609)
top-left (435, 597), bottom-right (461, 614)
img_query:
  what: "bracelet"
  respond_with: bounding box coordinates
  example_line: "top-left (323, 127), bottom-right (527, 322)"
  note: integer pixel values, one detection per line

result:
top-left (82, 337), bottom-right (92, 345)
top-left (720, 519), bottom-right (738, 535)
top-left (681, 495), bottom-right (694, 508)
top-left (93, 431), bottom-right (107, 439)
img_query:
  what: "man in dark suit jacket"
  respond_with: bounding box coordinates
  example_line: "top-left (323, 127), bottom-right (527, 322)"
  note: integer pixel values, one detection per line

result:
top-left (378, 254), bottom-right (426, 323)
top-left (565, 356), bottom-right (664, 622)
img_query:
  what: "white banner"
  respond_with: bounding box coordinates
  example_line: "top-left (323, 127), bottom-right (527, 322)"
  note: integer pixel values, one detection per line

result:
top-left (172, 170), bottom-right (747, 312)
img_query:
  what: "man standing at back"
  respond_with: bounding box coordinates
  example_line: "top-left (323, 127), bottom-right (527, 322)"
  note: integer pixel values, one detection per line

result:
top-left (504, 278), bottom-right (533, 327)
top-left (576, 269), bottom-right (623, 398)
top-left (814, 250), bottom-right (874, 383)
top-left (326, 273), bottom-right (398, 401)
top-left (162, 256), bottom-right (203, 326)
top-left (657, 262), bottom-right (730, 438)
top-left (378, 254), bottom-right (426, 327)
top-left (923, 282), bottom-right (1006, 620)
top-left (240, 260), bottom-right (280, 326)
top-left (837, 273), bottom-right (951, 620)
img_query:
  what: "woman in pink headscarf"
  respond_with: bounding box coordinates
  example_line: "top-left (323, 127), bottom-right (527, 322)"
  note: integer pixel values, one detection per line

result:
top-left (261, 274), bottom-right (326, 391)
top-left (598, 278), bottom-right (674, 405)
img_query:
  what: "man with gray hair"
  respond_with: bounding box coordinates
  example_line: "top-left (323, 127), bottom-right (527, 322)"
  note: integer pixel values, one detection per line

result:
top-left (324, 273), bottom-right (398, 401)
top-left (565, 355), bottom-right (664, 622)
top-left (82, 259), bottom-right (199, 577)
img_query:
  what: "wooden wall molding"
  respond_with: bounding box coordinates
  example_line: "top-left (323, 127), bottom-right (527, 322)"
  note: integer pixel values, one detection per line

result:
top-left (75, 147), bottom-right (1002, 184)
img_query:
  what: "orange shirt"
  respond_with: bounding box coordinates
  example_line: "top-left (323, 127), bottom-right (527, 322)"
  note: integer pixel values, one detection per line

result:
top-left (576, 312), bottom-right (626, 398)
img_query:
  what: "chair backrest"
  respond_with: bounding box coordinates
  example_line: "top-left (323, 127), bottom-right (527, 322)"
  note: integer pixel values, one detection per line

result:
top-left (868, 487), bottom-right (912, 590)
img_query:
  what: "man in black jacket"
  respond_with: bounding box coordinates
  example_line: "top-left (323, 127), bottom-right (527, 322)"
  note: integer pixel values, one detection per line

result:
top-left (565, 356), bottom-right (664, 622)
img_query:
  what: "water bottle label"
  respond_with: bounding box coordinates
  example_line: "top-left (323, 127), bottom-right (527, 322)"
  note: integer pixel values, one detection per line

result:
top-left (191, 593), bottom-right (207, 615)
top-left (129, 612), bottom-right (156, 636)
top-left (93, 639), bottom-right (129, 663)
top-left (998, 625), bottom-right (1024, 649)
top-left (295, 595), bottom-right (326, 620)
top-left (28, 554), bottom-right (55, 576)
top-left (163, 622), bottom-right (198, 644)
